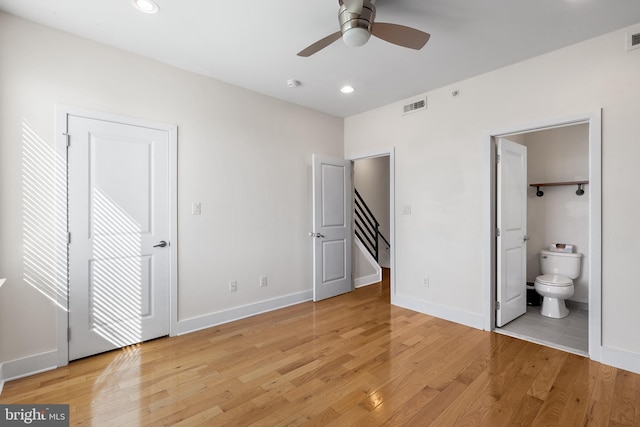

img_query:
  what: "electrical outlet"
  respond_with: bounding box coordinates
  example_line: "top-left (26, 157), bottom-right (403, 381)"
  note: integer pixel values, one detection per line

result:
top-left (402, 205), bottom-right (412, 215)
top-left (229, 280), bottom-right (237, 292)
top-left (424, 277), bottom-right (429, 287)
top-left (260, 275), bottom-right (267, 287)
top-left (192, 202), bottom-right (201, 215)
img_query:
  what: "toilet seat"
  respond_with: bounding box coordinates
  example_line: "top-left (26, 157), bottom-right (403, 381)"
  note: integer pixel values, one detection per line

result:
top-left (535, 274), bottom-right (573, 287)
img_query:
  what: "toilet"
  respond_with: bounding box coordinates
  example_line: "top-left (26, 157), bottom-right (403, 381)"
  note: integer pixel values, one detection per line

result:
top-left (534, 250), bottom-right (582, 319)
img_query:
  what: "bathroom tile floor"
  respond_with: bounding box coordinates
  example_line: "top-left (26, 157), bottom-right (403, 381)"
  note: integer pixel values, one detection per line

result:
top-left (496, 303), bottom-right (588, 356)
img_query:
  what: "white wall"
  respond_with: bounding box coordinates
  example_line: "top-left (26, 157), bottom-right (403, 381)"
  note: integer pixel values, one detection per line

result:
top-left (523, 125), bottom-right (589, 303)
top-left (0, 13), bottom-right (343, 368)
top-left (345, 22), bottom-right (640, 363)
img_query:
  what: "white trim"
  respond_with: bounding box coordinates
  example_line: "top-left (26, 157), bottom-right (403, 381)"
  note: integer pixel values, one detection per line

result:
top-left (55, 108), bottom-right (70, 367)
top-left (354, 239), bottom-right (382, 288)
top-left (56, 105), bottom-right (178, 366)
top-left (484, 111), bottom-right (603, 362)
top-left (395, 294), bottom-right (484, 330)
top-left (0, 351), bottom-right (58, 384)
top-left (177, 291), bottom-right (312, 335)
top-left (0, 363), bottom-right (4, 395)
top-left (347, 148), bottom-right (396, 302)
top-left (482, 139), bottom-right (497, 331)
top-left (355, 273), bottom-right (382, 288)
top-left (601, 346), bottom-right (640, 375)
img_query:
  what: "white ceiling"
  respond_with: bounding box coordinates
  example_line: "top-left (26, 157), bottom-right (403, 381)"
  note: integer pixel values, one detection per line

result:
top-left (1, 0), bottom-right (640, 117)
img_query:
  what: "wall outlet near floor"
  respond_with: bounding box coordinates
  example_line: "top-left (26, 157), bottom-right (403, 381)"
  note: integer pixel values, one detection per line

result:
top-left (260, 275), bottom-right (268, 287)
top-left (229, 280), bottom-right (238, 292)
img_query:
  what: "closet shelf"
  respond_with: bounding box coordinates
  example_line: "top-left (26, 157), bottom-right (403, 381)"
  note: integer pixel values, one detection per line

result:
top-left (530, 181), bottom-right (588, 197)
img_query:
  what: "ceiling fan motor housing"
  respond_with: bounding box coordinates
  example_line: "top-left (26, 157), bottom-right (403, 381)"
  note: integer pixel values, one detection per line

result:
top-left (339, 1), bottom-right (376, 47)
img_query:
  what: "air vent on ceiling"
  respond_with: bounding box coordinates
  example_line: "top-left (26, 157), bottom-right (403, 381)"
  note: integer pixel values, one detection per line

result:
top-left (402, 98), bottom-right (427, 115)
top-left (626, 29), bottom-right (640, 51)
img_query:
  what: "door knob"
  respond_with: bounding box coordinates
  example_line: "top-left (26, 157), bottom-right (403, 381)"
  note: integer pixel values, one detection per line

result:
top-left (153, 241), bottom-right (168, 248)
top-left (523, 235), bottom-right (529, 242)
top-left (316, 233), bottom-right (325, 238)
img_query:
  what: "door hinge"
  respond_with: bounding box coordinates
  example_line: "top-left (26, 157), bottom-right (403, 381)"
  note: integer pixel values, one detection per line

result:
top-left (67, 327), bottom-right (71, 342)
top-left (496, 227), bottom-right (501, 237)
top-left (495, 301), bottom-right (501, 310)
top-left (67, 232), bottom-right (71, 245)
top-left (496, 153), bottom-right (500, 163)
top-left (63, 132), bottom-right (70, 147)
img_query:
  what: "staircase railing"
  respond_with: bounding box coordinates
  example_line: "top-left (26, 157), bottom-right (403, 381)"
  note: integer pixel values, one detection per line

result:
top-left (354, 188), bottom-right (390, 262)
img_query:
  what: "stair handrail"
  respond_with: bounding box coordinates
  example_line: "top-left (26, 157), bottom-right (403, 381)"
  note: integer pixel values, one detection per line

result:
top-left (354, 188), bottom-right (389, 262)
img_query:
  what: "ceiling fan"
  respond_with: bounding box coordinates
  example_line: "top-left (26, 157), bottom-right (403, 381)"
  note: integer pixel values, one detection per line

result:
top-left (297, 0), bottom-right (430, 57)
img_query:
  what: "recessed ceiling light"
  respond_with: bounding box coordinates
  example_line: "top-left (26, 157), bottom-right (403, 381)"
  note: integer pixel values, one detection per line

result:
top-left (132, 0), bottom-right (159, 14)
top-left (340, 85), bottom-right (355, 94)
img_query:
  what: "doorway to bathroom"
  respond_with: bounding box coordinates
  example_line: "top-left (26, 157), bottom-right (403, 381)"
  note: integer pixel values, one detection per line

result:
top-left (484, 112), bottom-right (602, 361)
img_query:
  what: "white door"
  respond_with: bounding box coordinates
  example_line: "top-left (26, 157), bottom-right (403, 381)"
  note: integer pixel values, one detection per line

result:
top-left (496, 138), bottom-right (528, 327)
top-left (68, 115), bottom-right (171, 360)
top-left (312, 155), bottom-right (353, 301)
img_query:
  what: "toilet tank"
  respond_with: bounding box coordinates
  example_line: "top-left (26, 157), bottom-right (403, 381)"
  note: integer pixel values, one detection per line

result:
top-left (540, 250), bottom-right (582, 279)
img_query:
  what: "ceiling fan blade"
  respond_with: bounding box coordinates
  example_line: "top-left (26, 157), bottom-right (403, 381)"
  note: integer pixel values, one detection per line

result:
top-left (343, 0), bottom-right (363, 14)
top-left (371, 22), bottom-right (430, 50)
top-left (297, 31), bottom-right (342, 57)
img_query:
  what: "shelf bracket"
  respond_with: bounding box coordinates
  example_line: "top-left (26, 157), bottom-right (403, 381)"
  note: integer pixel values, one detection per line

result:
top-left (576, 183), bottom-right (585, 196)
top-left (536, 186), bottom-right (544, 197)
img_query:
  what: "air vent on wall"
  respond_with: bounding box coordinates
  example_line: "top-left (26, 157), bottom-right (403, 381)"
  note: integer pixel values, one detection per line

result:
top-left (626, 29), bottom-right (640, 51)
top-left (402, 98), bottom-right (427, 115)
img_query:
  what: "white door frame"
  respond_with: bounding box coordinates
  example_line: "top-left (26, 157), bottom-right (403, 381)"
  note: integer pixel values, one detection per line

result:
top-left (348, 148), bottom-right (396, 303)
top-left (483, 111), bottom-right (602, 362)
top-left (55, 105), bottom-right (178, 367)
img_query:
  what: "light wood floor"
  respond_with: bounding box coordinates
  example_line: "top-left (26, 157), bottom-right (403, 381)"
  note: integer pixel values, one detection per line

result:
top-left (2, 270), bottom-right (639, 426)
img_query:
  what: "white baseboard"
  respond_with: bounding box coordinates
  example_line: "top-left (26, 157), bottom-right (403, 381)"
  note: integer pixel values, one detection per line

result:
top-left (177, 290), bottom-right (312, 335)
top-left (354, 239), bottom-right (382, 288)
top-left (394, 294), bottom-right (484, 330)
top-left (355, 271), bottom-right (382, 288)
top-left (601, 345), bottom-right (640, 375)
top-left (0, 351), bottom-right (58, 388)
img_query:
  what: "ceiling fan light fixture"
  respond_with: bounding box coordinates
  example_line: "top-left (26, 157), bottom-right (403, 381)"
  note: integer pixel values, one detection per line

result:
top-left (132, 0), bottom-right (159, 14)
top-left (342, 27), bottom-right (371, 47)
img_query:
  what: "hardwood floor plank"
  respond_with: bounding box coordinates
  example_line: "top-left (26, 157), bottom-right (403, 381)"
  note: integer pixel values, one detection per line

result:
top-left (531, 353), bottom-right (586, 426)
top-left (636, 374), bottom-right (640, 426)
top-left (609, 369), bottom-right (638, 426)
top-left (526, 346), bottom-right (570, 401)
top-left (407, 380), bottom-right (469, 426)
top-left (556, 357), bottom-right (600, 426)
top-left (507, 394), bottom-right (544, 426)
top-left (1, 270), bottom-right (639, 426)
top-left (584, 363), bottom-right (618, 425)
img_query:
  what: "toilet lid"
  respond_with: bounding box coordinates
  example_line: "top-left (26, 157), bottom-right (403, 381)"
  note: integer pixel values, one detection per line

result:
top-left (536, 274), bottom-right (573, 286)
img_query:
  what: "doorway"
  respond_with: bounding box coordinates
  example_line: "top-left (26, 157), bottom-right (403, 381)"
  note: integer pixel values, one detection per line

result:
top-left (349, 150), bottom-right (395, 302)
top-left (56, 106), bottom-right (178, 365)
top-left (483, 112), bottom-right (602, 361)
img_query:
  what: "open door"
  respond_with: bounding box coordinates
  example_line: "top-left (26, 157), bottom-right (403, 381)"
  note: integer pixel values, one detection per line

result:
top-left (496, 138), bottom-right (527, 327)
top-left (312, 155), bottom-right (353, 301)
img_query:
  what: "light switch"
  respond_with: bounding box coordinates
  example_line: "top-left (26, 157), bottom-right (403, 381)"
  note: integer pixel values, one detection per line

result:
top-left (192, 202), bottom-right (201, 215)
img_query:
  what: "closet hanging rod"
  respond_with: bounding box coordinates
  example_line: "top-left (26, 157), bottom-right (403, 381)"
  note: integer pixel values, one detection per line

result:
top-left (529, 181), bottom-right (589, 197)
